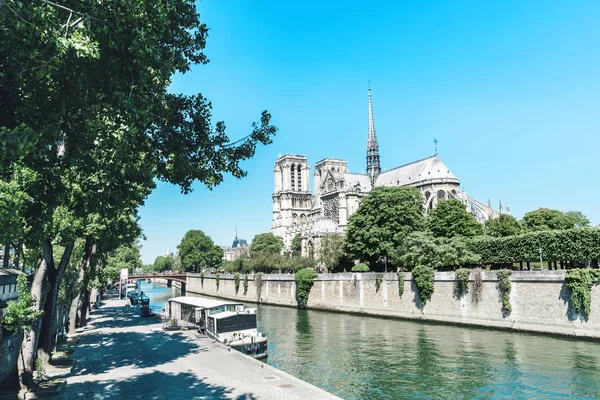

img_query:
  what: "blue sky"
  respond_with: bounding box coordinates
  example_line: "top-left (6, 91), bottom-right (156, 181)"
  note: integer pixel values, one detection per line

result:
top-left (138, 0), bottom-right (600, 264)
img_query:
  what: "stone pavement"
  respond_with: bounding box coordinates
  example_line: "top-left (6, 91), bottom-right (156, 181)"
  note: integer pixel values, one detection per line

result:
top-left (58, 294), bottom-right (340, 400)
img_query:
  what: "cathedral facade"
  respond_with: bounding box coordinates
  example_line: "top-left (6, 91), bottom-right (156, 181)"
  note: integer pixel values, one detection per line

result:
top-left (272, 88), bottom-right (503, 257)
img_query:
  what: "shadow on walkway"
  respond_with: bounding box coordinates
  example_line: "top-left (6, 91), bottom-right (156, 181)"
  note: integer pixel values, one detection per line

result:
top-left (61, 369), bottom-right (258, 400)
top-left (72, 329), bottom-right (205, 376)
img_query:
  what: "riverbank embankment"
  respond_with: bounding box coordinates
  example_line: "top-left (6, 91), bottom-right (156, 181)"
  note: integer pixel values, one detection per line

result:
top-left (60, 292), bottom-right (341, 399)
top-left (181, 270), bottom-right (600, 339)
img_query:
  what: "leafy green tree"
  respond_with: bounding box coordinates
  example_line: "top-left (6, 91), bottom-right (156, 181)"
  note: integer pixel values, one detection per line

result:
top-left (484, 215), bottom-right (523, 237)
top-left (397, 232), bottom-right (480, 271)
top-left (178, 230), bottom-right (222, 272)
top-left (172, 256), bottom-right (183, 272)
top-left (318, 233), bottom-right (346, 272)
top-left (104, 244), bottom-right (144, 276)
top-left (345, 186), bottom-right (425, 267)
top-left (250, 233), bottom-right (284, 256)
top-left (1, 0), bottom-right (276, 387)
top-left (291, 234), bottom-right (302, 257)
top-left (522, 208), bottom-right (573, 231)
top-left (246, 252), bottom-right (283, 273)
top-left (153, 255), bottom-right (174, 273)
top-left (564, 211), bottom-right (591, 228)
top-left (3, 275), bottom-right (44, 334)
top-left (428, 199), bottom-right (483, 238)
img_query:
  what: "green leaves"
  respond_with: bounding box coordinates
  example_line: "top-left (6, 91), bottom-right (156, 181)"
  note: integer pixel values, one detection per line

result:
top-left (318, 233), bottom-right (346, 272)
top-left (412, 265), bottom-right (435, 306)
top-left (565, 268), bottom-right (600, 318)
top-left (291, 234), bottom-right (302, 258)
top-left (522, 208), bottom-right (576, 231)
top-left (345, 186), bottom-right (425, 266)
top-left (497, 269), bottom-right (512, 317)
top-left (398, 232), bottom-right (480, 271)
top-left (295, 268), bottom-right (317, 308)
top-left (468, 228), bottom-right (600, 264)
top-left (454, 268), bottom-right (470, 298)
top-left (250, 233), bottom-right (284, 257)
top-left (428, 199), bottom-right (483, 238)
top-left (177, 230), bottom-right (222, 272)
top-left (153, 255), bottom-right (174, 273)
top-left (3, 275), bottom-right (44, 334)
top-left (484, 214), bottom-right (523, 237)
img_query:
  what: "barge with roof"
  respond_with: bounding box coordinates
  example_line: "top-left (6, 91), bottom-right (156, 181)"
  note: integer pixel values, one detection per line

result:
top-left (165, 296), bottom-right (268, 359)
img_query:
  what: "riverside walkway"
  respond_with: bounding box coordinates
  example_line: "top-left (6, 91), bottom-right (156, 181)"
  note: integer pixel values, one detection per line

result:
top-left (59, 292), bottom-right (340, 400)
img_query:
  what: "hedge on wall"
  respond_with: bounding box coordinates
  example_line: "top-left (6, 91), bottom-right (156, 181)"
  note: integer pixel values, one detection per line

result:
top-left (467, 228), bottom-right (600, 264)
top-left (295, 268), bottom-right (318, 309)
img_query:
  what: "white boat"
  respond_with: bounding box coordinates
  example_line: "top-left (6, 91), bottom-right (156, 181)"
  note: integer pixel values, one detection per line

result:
top-left (165, 296), bottom-right (268, 359)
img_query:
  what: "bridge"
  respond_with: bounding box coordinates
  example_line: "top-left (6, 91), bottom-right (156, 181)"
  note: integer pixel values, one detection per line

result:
top-left (128, 273), bottom-right (188, 292)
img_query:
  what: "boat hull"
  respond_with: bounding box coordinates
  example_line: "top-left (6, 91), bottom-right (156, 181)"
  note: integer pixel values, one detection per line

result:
top-left (230, 339), bottom-right (268, 359)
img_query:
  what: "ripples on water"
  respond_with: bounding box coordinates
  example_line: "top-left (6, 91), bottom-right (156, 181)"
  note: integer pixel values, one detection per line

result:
top-left (142, 282), bottom-right (600, 400)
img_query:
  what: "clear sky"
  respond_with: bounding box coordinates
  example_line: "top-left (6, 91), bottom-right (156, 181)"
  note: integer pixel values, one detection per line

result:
top-left (138, 0), bottom-right (600, 264)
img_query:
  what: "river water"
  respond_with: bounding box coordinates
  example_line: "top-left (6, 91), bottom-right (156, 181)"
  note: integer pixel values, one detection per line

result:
top-left (140, 282), bottom-right (600, 399)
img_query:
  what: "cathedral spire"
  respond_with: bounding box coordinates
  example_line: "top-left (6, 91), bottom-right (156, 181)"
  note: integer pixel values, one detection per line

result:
top-left (366, 83), bottom-right (381, 184)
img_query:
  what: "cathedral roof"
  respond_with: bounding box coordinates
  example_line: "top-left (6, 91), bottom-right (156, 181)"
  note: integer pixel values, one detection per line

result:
top-left (343, 173), bottom-right (372, 192)
top-left (374, 155), bottom-right (459, 187)
top-left (232, 238), bottom-right (248, 248)
top-left (312, 219), bottom-right (340, 234)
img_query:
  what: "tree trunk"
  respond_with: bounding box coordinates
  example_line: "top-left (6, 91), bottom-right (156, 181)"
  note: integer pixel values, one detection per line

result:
top-left (13, 240), bottom-right (22, 271)
top-left (17, 240), bottom-right (53, 389)
top-left (68, 239), bottom-right (94, 333)
top-left (3, 243), bottom-right (10, 268)
top-left (37, 241), bottom-right (74, 365)
top-left (79, 289), bottom-right (90, 326)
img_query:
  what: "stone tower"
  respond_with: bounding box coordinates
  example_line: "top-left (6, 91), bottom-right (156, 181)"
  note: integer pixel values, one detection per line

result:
top-left (366, 86), bottom-right (381, 184)
top-left (272, 155), bottom-right (312, 249)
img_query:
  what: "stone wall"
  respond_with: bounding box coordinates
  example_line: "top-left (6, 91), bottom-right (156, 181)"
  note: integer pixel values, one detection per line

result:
top-left (183, 271), bottom-right (600, 339)
top-left (0, 330), bottom-right (23, 388)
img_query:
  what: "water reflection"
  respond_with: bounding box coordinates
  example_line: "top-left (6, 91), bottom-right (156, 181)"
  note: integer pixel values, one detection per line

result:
top-left (141, 282), bottom-right (600, 400)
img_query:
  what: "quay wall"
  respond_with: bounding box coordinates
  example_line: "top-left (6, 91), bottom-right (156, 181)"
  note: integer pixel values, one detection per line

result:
top-left (0, 331), bottom-right (23, 389)
top-left (184, 271), bottom-right (600, 339)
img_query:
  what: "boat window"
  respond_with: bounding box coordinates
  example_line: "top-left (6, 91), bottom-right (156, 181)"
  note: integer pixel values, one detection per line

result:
top-left (216, 314), bottom-right (257, 333)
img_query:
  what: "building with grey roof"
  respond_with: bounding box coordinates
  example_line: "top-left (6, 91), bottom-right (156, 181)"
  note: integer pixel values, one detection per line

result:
top-left (271, 87), bottom-right (503, 257)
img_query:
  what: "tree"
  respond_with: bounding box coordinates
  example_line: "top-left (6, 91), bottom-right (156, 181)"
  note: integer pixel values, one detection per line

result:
top-left (564, 211), bottom-right (591, 228)
top-left (177, 230), bottom-right (222, 272)
top-left (318, 233), bottom-right (346, 273)
top-left (345, 186), bottom-right (426, 267)
top-left (522, 208), bottom-right (573, 231)
top-left (105, 244), bottom-right (144, 275)
top-left (291, 234), bottom-right (302, 257)
top-left (1, 0), bottom-right (276, 388)
top-left (484, 215), bottom-right (523, 237)
top-left (246, 252), bottom-right (283, 273)
top-left (250, 233), bottom-right (284, 256)
top-left (396, 232), bottom-right (480, 271)
top-left (428, 199), bottom-right (483, 238)
top-left (153, 256), bottom-right (174, 273)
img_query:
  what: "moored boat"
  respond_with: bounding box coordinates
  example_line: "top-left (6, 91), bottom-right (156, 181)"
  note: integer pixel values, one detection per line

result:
top-left (165, 296), bottom-right (268, 359)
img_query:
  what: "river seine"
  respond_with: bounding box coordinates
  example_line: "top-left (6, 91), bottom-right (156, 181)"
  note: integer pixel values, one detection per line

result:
top-left (141, 282), bottom-right (600, 399)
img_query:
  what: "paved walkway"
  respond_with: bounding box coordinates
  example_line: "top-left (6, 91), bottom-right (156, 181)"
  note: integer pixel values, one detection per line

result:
top-left (58, 293), bottom-right (340, 400)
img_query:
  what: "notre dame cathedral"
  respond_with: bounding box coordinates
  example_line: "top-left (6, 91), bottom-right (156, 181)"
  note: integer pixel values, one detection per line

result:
top-left (271, 88), bottom-right (505, 257)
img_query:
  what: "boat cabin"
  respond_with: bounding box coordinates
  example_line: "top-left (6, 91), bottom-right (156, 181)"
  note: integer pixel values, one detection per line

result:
top-left (166, 296), bottom-right (243, 330)
top-left (207, 311), bottom-right (257, 336)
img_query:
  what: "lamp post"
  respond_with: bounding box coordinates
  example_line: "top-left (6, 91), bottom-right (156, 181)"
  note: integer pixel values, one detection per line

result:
top-left (539, 246), bottom-right (543, 270)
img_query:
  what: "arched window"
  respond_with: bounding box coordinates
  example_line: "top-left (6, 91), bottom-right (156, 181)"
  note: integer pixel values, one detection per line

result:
top-left (291, 164), bottom-right (296, 191)
top-left (297, 165), bottom-right (302, 191)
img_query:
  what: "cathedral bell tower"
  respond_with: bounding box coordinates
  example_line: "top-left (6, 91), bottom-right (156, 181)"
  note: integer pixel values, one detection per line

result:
top-left (366, 85), bottom-right (381, 184)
